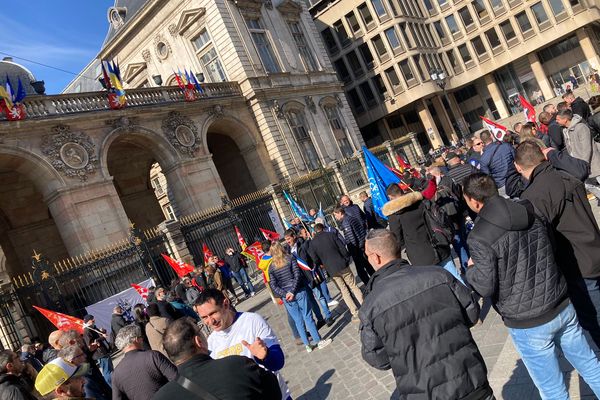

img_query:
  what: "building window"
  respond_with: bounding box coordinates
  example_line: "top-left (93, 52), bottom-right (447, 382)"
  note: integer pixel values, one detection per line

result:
top-left (246, 18), bottom-right (280, 73)
top-left (409, 24), bottom-right (423, 47)
top-left (360, 81), bottom-right (377, 107)
top-left (384, 27), bottom-right (403, 52)
top-left (387, 0), bottom-right (399, 16)
top-left (163, 205), bottom-right (176, 220)
top-left (152, 177), bottom-right (164, 195)
top-left (193, 30), bottom-right (226, 82)
top-left (499, 19), bottom-right (516, 41)
top-left (568, 0), bottom-right (580, 5)
top-left (548, 0), bottom-right (565, 14)
top-left (438, 0), bottom-right (448, 5)
top-left (358, 43), bottom-right (374, 69)
top-left (346, 12), bottom-right (361, 34)
top-left (324, 106), bottom-right (353, 157)
top-left (289, 22), bottom-right (318, 72)
top-left (423, 0), bottom-right (434, 11)
top-left (286, 110), bottom-right (320, 170)
top-left (372, 35), bottom-right (388, 59)
top-left (515, 11), bottom-right (533, 33)
top-left (333, 20), bottom-right (351, 48)
top-left (530, 2), bottom-right (549, 24)
top-left (485, 28), bottom-right (501, 48)
top-left (472, 0), bottom-right (489, 20)
top-left (385, 67), bottom-right (403, 92)
top-left (373, 74), bottom-right (389, 99)
top-left (458, 7), bottom-right (474, 28)
top-left (371, 0), bottom-right (388, 19)
top-left (321, 28), bottom-right (339, 54)
top-left (458, 43), bottom-right (472, 63)
top-left (454, 84), bottom-right (478, 102)
top-left (446, 49), bottom-right (459, 69)
top-left (400, 23), bottom-right (415, 48)
top-left (412, 55), bottom-right (427, 81)
top-left (471, 36), bottom-right (487, 56)
top-left (346, 51), bottom-right (364, 77)
top-left (433, 21), bottom-right (446, 41)
top-left (399, 59), bottom-right (415, 81)
top-left (358, 3), bottom-right (375, 28)
top-left (537, 35), bottom-right (578, 63)
top-left (489, 0), bottom-right (503, 9)
top-left (445, 14), bottom-right (459, 34)
top-left (333, 59), bottom-right (351, 82)
top-left (347, 88), bottom-right (365, 114)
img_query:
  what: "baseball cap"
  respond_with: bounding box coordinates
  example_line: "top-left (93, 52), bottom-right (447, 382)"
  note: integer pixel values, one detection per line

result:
top-left (83, 315), bottom-right (94, 323)
top-left (445, 152), bottom-right (459, 161)
top-left (35, 357), bottom-right (89, 396)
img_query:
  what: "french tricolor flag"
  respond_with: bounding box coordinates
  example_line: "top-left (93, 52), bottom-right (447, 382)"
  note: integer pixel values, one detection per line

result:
top-left (296, 257), bottom-right (312, 271)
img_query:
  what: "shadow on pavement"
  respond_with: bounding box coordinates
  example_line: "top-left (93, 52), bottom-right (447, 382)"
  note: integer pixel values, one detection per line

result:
top-left (297, 369), bottom-right (335, 400)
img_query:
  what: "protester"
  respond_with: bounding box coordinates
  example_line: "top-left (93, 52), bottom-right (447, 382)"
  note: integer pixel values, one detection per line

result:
top-left (466, 136), bottom-right (483, 166)
top-left (513, 122), bottom-right (523, 134)
top-left (153, 317), bottom-right (282, 400)
top-left (463, 173), bottom-right (600, 399)
top-left (339, 194), bottom-right (366, 226)
top-left (110, 306), bottom-right (127, 343)
top-left (166, 291), bottom-right (199, 321)
top-left (333, 206), bottom-right (374, 285)
top-left (358, 191), bottom-right (386, 229)
top-left (82, 315), bottom-right (113, 387)
top-left (445, 151), bottom-right (477, 185)
top-left (112, 325), bottom-right (177, 400)
top-left (268, 242), bottom-right (333, 353)
top-left (210, 255), bottom-right (239, 303)
top-left (154, 287), bottom-right (181, 320)
top-left (298, 228), bottom-right (338, 308)
top-left (205, 264), bottom-right (238, 305)
top-left (44, 331), bottom-right (63, 364)
top-left (359, 230), bottom-right (493, 399)
top-left (194, 288), bottom-right (290, 399)
top-left (0, 350), bottom-right (37, 400)
top-left (132, 303), bottom-right (150, 349)
top-left (19, 345), bottom-right (43, 373)
top-left (224, 247), bottom-right (255, 298)
top-left (182, 277), bottom-right (201, 305)
top-left (478, 130), bottom-right (516, 197)
top-left (556, 108), bottom-right (600, 180)
top-left (145, 303), bottom-right (169, 357)
top-left (563, 89), bottom-right (591, 121)
top-left (34, 357), bottom-right (88, 399)
top-left (588, 95), bottom-right (600, 142)
top-left (514, 142), bottom-right (600, 347)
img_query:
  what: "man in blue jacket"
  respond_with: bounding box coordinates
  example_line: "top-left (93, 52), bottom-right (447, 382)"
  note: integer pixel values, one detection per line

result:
top-left (479, 130), bottom-right (516, 197)
top-left (333, 206), bottom-right (374, 285)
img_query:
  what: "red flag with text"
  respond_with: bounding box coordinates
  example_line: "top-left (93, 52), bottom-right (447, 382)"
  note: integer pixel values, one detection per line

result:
top-left (480, 116), bottom-right (508, 142)
top-left (235, 226), bottom-right (247, 250)
top-left (519, 95), bottom-right (537, 124)
top-left (259, 228), bottom-right (280, 241)
top-left (161, 253), bottom-right (194, 278)
top-left (242, 241), bottom-right (264, 265)
top-left (131, 284), bottom-right (149, 300)
top-left (33, 306), bottom-right (84, 334)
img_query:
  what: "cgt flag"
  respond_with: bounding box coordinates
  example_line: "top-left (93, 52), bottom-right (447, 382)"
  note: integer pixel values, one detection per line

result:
top-left (130, 284), bottom-right (149, 301)
top-left (241, 241), bottom-right (264, 265)
top-left (234, 226), bottom-right (247, 251)
top-left (33, 306), bottom-right (85, 334)
top-left (259, 228), bottom-right (280, 241)
top-left (161, 253), bottom-right (194, 278)
top-left (519, 95), bottom-right (537, 125)
top-left (363, 146), bottom-right (400, 220)
top-left (480, 116), bottom-right (508, 142)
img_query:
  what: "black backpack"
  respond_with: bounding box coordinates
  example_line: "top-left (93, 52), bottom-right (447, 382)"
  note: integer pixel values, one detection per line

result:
top-left (422, 198), bottom-right (455, 250)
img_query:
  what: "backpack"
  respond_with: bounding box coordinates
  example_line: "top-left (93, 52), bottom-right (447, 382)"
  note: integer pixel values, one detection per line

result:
top-left (422, 198), bottom-right (455, 250)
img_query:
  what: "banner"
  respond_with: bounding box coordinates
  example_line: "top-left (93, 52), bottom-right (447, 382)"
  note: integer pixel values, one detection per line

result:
top-left (363, 146), bottom-right (400, 219)
top-left (85, 278), bottom-right (155, 337)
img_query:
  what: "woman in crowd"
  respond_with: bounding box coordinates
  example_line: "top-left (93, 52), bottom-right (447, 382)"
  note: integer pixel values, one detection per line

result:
top-left (145, 303), bottom-right (169, 356)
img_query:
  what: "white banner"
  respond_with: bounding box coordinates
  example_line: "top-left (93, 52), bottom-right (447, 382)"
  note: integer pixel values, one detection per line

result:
top-left (85, 278), bottom-right (155, 338)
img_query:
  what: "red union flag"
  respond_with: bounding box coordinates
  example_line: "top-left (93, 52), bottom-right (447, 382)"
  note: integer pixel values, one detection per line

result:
top-left (234, 226), bottom-right (247, 250)
top-left (242, 241), bottom-right (264, 265)
top-left (131, 283), bottom-right (149, 300)
top-left (259, 228), bottom-right (280, 241)
top-left (202, 243), bottom-right (213, 264)
top-left (519, 94), bottom-right (536, 124)
top-left (33, 306), bottom-right (84, 334)
top-left (161, 253), bottom-right (194, 278)
top-left (480, 116), bottom-right (508, 142)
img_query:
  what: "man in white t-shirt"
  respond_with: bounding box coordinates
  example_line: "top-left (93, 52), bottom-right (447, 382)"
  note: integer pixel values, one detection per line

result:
top-left (194, 288), bottom-right (292, 400)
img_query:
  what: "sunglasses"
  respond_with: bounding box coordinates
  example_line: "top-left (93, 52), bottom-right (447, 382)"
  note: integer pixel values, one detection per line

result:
top-left (473, 142), bottom-right (483, 146)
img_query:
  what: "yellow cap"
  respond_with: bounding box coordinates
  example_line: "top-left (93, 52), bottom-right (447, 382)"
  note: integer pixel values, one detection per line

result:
top-left (35, 358), bottom-right (89, 396)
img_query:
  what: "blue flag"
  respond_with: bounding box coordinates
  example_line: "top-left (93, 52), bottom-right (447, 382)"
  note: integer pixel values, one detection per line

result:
top-left (283, 191), bottom-right (311, 221)
top-left (363, 146), bottom-right (400, 220)
top-left (316, 202), bottom-right (329, 227)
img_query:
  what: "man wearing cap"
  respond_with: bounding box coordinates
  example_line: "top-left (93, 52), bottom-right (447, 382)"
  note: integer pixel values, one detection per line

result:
top-left (82, 315), bottom-right (113, 387)
top-left (35, 357), bottom-right (90, 399)
top-left (0, 350), bottom-right (38, 400)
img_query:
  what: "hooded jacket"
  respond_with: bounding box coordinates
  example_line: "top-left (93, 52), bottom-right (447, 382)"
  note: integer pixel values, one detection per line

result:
top-left (466, 196), bottom-right (569, 328)
top-left (571, 96), bottom-right (591, 121)
top-left (382, 191), bottom-right (450, 265)
top-left (359, 259), bottom-right (492, 400)
top-left (563, 114), bottom-right (600, 177)
top-left (520, 162), bottom-right (600, 279)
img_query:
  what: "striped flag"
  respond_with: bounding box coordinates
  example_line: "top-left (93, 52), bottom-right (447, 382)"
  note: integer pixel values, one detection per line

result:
top-left (480, 116), bottom-right (508, 142)
top-left (519, 95), bottom-right (536, 124)
top-left (296, 256), bottom-right (312, 271)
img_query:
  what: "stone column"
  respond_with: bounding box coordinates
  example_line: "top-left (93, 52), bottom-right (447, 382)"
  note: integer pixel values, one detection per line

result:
top-left (527, 53), bottom-right (554, 101)
top-left (46, 180), bottom-right (131, 256)
top-left (329, 161), bottom-right (349, 194)
top-left (417, 99), bottom-right (444, 149)
top-left (431, 96), bottom-right (458, 143)
top-left (408, 133), bottom-right (425, 158)
top-left (577, 28), bottom-right (600, 70)
top-left (267, 184), bottom-right (290, 224)
top-left (484, 74), bottom-right (509, 119)
top-left (447, 93), bottom-right (470, 137)
top-left (383, 141), bottom-right (400, 169)
top-left (159, 220), bottom-right (192, 263)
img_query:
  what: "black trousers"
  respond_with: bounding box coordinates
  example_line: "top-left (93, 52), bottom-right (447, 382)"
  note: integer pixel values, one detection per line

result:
top-left (347, 243), bottom-right (374, 285)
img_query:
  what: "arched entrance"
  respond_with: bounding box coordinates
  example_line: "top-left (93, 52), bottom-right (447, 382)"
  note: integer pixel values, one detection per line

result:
top-left (205, 118), bottom-right (271, 199)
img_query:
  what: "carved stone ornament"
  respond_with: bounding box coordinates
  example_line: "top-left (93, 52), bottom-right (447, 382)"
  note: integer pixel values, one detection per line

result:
top-left (161, 112), bottom-right (201, 157)
top-left (209, 104), bottom-right (225, 118)
top-left (106, 116), bottom-right (138, 133)
top-left (305, 96), bottom-right (316, 114)
top-left (142, 49), bottom-right (151, 62)
top-left (153, 34), bottom-right (171, 62)
top-left (168, 23), bottom-right (178, 36)
top-left (272, 100), bottom-right (284, 119)
top-left (42, 124), bottom-right (99, 181)
top-left (334, 94), bottom-right (344, 108)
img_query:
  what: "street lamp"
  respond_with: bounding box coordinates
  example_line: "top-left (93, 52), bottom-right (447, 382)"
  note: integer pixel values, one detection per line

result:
top-left (429, 68), bottom-right (463, 140)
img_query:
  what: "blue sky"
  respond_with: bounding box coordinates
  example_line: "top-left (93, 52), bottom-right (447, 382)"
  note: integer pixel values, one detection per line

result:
top-left (1, 1), bottom-right (114, 94)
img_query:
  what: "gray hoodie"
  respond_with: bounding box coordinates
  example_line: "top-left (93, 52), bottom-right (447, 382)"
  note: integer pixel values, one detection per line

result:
top-left (563, 114), bottom-right (600, 177)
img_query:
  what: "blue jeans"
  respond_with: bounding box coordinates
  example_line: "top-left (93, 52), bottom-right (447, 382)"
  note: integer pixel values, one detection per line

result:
top-left (567, 276), bottom-right (600, 348)
top-left (231, 269), bottom-right (254, 295)
top-left (312, 285), bottom-right (331, 320)
top-left (438, 257), bottom-right (465, 285)
top-left (319, 280), bottom-right (333, 303)
top-left (284, 288), bottom-right (321, 346)
top-left (97, 356), bottom-right (113, 388)
top-left (452, 224), bottom-right (470, 271)
top-left (307, 286), bottom-right (324, 321)
top-left (509, 304), bottom-right (600, 400)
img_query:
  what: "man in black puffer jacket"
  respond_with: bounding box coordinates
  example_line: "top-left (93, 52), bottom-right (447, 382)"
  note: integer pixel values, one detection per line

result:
top-left (359, 229), bottom-right (493, 400)
top-left (464, 173), bottom-right (600, 399)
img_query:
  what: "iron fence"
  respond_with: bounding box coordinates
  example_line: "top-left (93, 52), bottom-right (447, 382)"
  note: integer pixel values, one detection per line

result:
top-left (338, 157), bottom-right (366, 192)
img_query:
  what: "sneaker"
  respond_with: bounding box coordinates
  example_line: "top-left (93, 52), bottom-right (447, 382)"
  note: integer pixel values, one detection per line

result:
top-left (250, 292), bottom-right (256, 297)
top-left (316, 320), bottom-right (326, 329)
top-left (305, 345), bottom-right (315, 353)
top-left (326, 317), bottom-right (335, 327)
top-left (327, 300), bottom-right (339, 307)
top-left (317, 339), bottom-right (332, 350)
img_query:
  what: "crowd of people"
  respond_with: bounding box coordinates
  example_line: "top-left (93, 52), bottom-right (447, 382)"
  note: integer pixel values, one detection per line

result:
top-left (3, 88), bottom-right (600, 399)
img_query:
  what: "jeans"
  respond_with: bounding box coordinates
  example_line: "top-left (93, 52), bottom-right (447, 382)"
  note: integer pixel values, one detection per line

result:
top-left (567, 276), bottom-right (600, 348)
top-left (319, 280), bottom-right (333, 303)
top-left (231, 268), bottom-right (254, 296)
top-left (452, 224), bottom-right (470, 271)
top-left (307, 286), bottom-right (324, 321)
top-left (97, 356), bottom-right (113, 388)
top-left (509, 304), bottom-right (600, 400)
top-left (438, 257), bottom-right (465, 285)
top-left (284, 288), bottom-right (321, 346)
top-left (312, 285), bottom-right (331, 320)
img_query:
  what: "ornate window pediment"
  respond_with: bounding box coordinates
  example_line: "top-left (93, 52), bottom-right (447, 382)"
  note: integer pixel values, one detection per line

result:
top-left (235, 0), bottom-right (272, 17)
top-left (123, 62), bottom-right (147, 84)
top-left (176, 8), bottom-right (207, 36)
top-left (278, 0), bottom-right (303, 21)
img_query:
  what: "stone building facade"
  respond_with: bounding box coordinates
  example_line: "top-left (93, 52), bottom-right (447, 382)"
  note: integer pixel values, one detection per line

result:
top-left (309, 0), bottom-right (600, 148)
